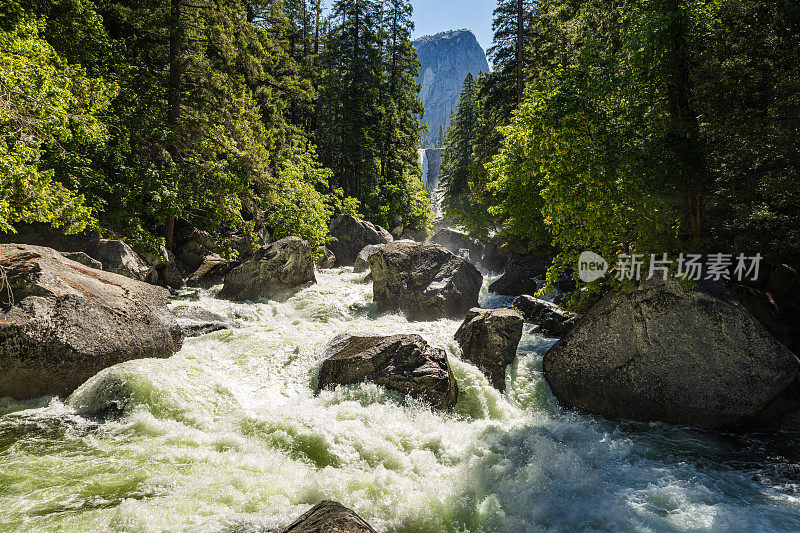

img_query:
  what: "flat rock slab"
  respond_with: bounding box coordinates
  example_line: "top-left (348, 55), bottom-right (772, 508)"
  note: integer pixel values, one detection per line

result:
top-left (0, 244), bottom-right (182, 399)
top-left (318, 334), bottom-right (458, 410)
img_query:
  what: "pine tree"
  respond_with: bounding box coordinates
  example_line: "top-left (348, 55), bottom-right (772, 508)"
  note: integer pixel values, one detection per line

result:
top-left (440, 73), bottom-right (479, 224)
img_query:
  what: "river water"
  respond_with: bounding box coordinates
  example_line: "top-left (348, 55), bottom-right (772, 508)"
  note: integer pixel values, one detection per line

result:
top-left (2, 268), bottom-right (800, 532)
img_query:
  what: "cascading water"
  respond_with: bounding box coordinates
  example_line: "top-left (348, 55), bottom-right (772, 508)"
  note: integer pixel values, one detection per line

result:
top-left (2, 269), bottom-right (800, 532)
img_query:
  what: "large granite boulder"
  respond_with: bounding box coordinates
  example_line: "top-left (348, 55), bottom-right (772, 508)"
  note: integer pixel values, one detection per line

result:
top-left (219, 237), bottom-right (315, 301)
top-left (328, 215), bottom-right (392, 267)
top-left (317, 334), bottom-right (458, 410)
top-left (282, 500), bottom-right (376, 533)
top-left (430, 228), bottom-right (484, 263)
top-left (368, 242), bottom-right (482, 321)
top-left (513, 295), bottom-right (578, 337)
top-left (454, 308), bottom-right (523, 390)
top-left (353, 244), bottom-right (385, 274)
top-left (0, 244), bottom-right (183, 399)
top-left (543, 278), bottom-right (800, 430)
top-left (488, 258), bottom-right (548, 296)
top-left (171, 305), bottom-right (235, 338)
top-left (186, 254), bottom-right (236, 289)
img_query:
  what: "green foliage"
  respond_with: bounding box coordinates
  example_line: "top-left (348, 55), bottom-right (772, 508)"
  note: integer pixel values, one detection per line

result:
top-left (0, 12), bottom-right (113, 233)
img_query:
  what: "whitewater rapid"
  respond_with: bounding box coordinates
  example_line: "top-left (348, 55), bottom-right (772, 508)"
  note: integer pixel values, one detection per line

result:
top-left (2, 268), bottom-right (800, 532)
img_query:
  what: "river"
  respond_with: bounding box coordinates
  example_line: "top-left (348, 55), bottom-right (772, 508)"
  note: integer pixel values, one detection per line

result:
top-left (2, 268), bottom-right (800, 532)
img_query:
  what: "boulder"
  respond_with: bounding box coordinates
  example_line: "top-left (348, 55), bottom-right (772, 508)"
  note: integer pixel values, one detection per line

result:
top-left (430, 228), bottom-right (485, 263)
top-left (175, 227), bottom-right (220, 274)
top-left (513, 295), bottom-right (578, 337)
top-left (0, 224), bottom-right (158, 284)
top-left (135, 244), bottom-right (183, 290)
top-left (219, 237), bottom-right (315, 302)
top-left (282, 500), bottom-right (376, 533)
top-left (368, 242), bottom-right (482, 321)
top-left (171, 305), bottom-right (235, 337)
top-left (315, 246), bottom-right (336, 269)
top-left (186, 254), bottom-right (236, 289)
top-left (0, 244), bottom-right (183, 400)
top-left (454, 308), bottom-right (523, 390)
top-left (481, 236), bottom-right (531, 273)
top-left (318, 334), bottom-right (458, 410)
top-left (353, 244), bottom-right (384, 274)
top-left (543, 278), bottom-right (800, 430)
top-left (327, 215), bottom-right (392, 266)
top-left (488, 259), bottom-right (548, 296)
top-left (61, 251), bottom-right (102, 270)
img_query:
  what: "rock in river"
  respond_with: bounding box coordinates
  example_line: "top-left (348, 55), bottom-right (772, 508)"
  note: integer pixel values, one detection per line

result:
top-left (353, 244), bottom-right (385, 274)
top-left (430, 228), bottom-right (485, 263)
top-left (327, 215), bottom-right (393, 267)
top-left (317, 334), bottom-right (458, 410)
top-left (282, 500), bottom-right (376, 533)
top-left (455, 308), bottom-right (523, 390)
top-left (171, 305), bottom-right (235, 338)
top-left (513, 295), bottom-right (578, 337)
top-left (219, 237), bottom-right (315, 302)
top-left (368, 242), bottom-right (482, 321)
top-left (543, 278), bottom-right (800, 430)
top-left (0, 244), bottom-right (183, 400)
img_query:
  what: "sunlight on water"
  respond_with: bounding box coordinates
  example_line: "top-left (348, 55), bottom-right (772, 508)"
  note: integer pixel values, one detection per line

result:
top-left (1, 268), bottom-right (800, 532)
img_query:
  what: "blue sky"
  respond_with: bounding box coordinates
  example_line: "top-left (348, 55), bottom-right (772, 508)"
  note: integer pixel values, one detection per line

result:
top-left (410, 0), bottom-right (495, 52)
top-left (323, 1), bottom-right (496, 54)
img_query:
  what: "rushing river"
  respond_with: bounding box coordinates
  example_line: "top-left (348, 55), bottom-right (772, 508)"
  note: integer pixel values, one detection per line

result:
top-left (2, 268), bottom-right (800, 532)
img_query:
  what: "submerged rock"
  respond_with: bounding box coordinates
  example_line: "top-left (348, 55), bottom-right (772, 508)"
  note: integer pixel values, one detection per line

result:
top-left (282, 500), bottom-right (376, 533)
top-left (0, 244), bottom-right (183, 399)
top-left (171, 305), bottom-right (235, 337)
top-left (219, 237), bottom-right (315, 302)
top-left (353, 244), bottom-right (384, 274)
top-left (318, 334), bottom-right (458, 410)
top-left (430, 228), bottom-right (484, 263)
top-left (455, 308), bottom-right (523, 390)
top-left (368, 242), bottom-right (482, 321)
top-left (327, 215), bottom-right (393, 267)
top-left (315, 246), bottom-right (336, 269)
top-left (543, 278), bottom-right (800, 430)
top-left (513, 295), bottom-right (578, 337)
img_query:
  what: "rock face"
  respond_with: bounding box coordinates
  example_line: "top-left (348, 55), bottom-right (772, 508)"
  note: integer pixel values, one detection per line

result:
top-left (318, 334), bottom-right (458, 410)
top-left (414, 30), bottom-right (490, 147)
top-left (353, 244), bottom-right (385, 274)
top-left (328, 215), bottom-right (393, 267)
top-left (368, 242), bottom-right (482, 321)
top-left (315, 246), bottom-right (336, 269)
top-left (455, 308), bottom-right (523, 390)
top-left (419, 148), bottom-right (443, 190)
top-left (219, 237), bottom-right (315, 301)
top-left (0, 244), bottom-right (183, 400)
top-left (186, 254), bottom-right (235, 289)
top-left (431, 228), bottom-right (485, 263)
top-left (543, 278), bottom-right (800, 430)
top-left (513, 295), bottom-right (578, 337)
top-left (282, 500), bottom-right (376, 533)
top-left (171, 306), bottom-right (234, 337)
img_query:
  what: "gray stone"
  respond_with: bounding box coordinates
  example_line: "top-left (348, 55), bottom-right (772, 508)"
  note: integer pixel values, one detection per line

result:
top-left (430, 228), bottom-right (484, 263)
top-left (327, 215), bottom-right (392, 267)
top-left (171, 305), bottom-right (235, 337)
top-left (455, 308), bottom-right (523, 390)
top-left (0, 244), bottom-right (183, 400)
top-left (219, 237), bottom-right (315, 302)
top-left (353, 244), bottom-right (385, 274)
top-left (513, 295), bottom-right (578, 337)
top-left (543, 278), bottom-right (800, 430)
top-left (318, 334), bottom-right (458, 410)
top-left (369, 242), bottom-right (482, 321)
top-left (187, 254), bottom-right (236, 289)
top-left (61, 251), bottom-right (103, 270)
top-left (315, 246), bottom-right (336, 269)
top-left (282, 500), bottom-right (376, 533)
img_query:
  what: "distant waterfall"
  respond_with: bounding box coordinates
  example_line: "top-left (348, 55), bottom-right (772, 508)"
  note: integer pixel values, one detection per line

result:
top-left (419, 149), bottom-right (430, 187)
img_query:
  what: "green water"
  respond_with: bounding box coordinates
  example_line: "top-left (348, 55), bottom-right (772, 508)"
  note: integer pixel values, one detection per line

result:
top-left (1, 269), bottom-right (800, 532)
